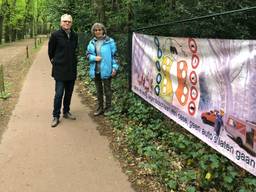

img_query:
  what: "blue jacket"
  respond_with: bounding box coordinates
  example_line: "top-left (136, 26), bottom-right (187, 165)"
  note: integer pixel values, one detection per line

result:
top-left (86, 36), bottom-right (119, 79)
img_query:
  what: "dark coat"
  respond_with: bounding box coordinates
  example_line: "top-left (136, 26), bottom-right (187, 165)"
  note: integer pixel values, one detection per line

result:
top-left (48, 28), bottom-right (78, 81)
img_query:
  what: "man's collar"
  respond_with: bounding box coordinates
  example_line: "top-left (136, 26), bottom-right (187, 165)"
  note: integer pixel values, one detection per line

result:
top-left (61, 27), bottom-right (71, 33)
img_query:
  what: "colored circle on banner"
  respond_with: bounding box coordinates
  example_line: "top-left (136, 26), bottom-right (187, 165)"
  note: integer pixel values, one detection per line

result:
top-left (157, 48), bottom-right (162, 59)
top-left (154, 85), bottom-right (160, 96)
top-left (154, 36), bottom-right (160, 47)
top-left (188, 101), bottom-right (196, 115)
top-left (191, 54), bottom-right (199, 69)
top-left (189, 71), bottom-right (197, 85)
top-left (156, 73), bottom-right (162, 84)
top-left (177, 60), bottom-right (188, 81)
top-left (156, 60), bottom-right (161, 71)
top-left (188, 38), bottom-right (197, 53)
top-left (190, 86), bottom-right (198, 100)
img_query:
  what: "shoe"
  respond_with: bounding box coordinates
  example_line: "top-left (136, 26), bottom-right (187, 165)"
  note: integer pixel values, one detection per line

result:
top-left (94, 107), bottom-right (104, 116)
top-left (63, 112), bottom-right (76, 120)
top-left (104, 107), bottom-right (112, 116)
top-left (51, 117), bottom-right (59, 127)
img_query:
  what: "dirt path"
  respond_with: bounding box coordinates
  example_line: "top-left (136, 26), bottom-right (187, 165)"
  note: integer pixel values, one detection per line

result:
top-left (0, 39), bottom-right (35, 66)
top-left (0, 42), bottom-right (134, 192)
top-left (0, 38), bottom-right (40, 137)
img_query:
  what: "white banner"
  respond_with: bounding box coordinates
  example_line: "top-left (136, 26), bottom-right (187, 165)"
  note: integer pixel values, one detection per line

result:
top-left (131, 32), bottom-right (256, 176)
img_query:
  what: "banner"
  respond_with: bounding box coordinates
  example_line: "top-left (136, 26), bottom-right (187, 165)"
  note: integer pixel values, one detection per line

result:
top-left (131, 32), bottom-right (256, 176)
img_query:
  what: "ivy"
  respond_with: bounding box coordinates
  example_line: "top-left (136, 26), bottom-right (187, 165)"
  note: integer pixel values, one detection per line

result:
top-left (75, 1), bottom-right (256, 190)
top-left (77, 42), bottom-right (256, 191)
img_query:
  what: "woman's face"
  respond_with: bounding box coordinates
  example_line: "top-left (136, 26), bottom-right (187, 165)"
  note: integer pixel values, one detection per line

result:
top-left (94, 27), bottom-right (104, 39)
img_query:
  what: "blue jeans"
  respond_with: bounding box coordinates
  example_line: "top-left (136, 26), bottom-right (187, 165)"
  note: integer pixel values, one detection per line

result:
top-left (53, 80), bottom-right (75, 118)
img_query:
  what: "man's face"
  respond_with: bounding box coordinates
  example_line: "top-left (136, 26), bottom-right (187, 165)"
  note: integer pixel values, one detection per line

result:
top-left (60, 19), bottom-right (72, 31)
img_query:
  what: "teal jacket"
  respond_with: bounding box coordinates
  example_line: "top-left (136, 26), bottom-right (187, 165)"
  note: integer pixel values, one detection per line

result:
top-left (86, 36), bottom-right (119, 79)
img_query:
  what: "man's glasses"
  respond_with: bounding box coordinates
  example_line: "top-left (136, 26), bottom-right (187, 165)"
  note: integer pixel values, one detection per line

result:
top-left (94, 29), bottom-right (102, 32)
top-left (63, 20), bottom-right (71, 23)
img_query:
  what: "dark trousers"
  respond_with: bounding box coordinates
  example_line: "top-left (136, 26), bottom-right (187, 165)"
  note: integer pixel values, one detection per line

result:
top-left (94, 73), bottom-right (112, 109)
top-left (215, 122), bottom-right (222, 136)
top-left (53, 80), bottom-right (75, 118)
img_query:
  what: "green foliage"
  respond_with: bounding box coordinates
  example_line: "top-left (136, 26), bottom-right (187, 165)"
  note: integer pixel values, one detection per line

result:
top-left (77, 55), bottom-right (256, 191)
top-left (0, 91), bottom-right (11, 99)
top-left (2, 0), bottom-right (256, 189)
top-left (0, 82), bottom-right (11, 100)
top-left (75, 1), bottom-right (256, 191)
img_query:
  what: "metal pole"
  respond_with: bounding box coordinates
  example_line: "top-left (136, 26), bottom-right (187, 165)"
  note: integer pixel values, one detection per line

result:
top-left (128, 30), bottom-right (133, 91)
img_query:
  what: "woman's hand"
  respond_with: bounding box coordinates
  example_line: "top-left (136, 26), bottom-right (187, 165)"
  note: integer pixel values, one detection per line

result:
top-left (112, 69), bottom-right (117, 77)
top-left (95, 56), bottom-right (102, 61)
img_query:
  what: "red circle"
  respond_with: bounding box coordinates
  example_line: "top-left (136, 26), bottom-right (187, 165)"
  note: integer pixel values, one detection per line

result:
top-left (188, 38), bottom-right (197, 53)
top-left (189, 71), bottom-right (197, 85)
top-left (191, 54), bottom-right (199, 69)
top-left (188, 101), bottom-right (196, 116)
top-left (190, 86), bottom-right (198, 100)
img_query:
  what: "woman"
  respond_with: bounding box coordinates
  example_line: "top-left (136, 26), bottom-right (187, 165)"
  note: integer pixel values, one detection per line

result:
top-left (86, 23), bottom-right (119, 116)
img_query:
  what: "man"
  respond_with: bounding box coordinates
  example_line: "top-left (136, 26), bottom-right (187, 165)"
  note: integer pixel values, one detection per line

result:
top-left (48, 14), bottom-right (78, 127)
top-left (214, 110), bottom-right (224, 136)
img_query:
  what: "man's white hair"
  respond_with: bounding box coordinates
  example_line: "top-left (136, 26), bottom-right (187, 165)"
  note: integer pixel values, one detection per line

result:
top-left (61, 14), bottom-right (72, 22)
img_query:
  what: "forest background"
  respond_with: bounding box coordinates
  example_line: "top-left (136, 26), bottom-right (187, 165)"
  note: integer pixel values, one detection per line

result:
top-left (1, 0), bottom-right (256, 191)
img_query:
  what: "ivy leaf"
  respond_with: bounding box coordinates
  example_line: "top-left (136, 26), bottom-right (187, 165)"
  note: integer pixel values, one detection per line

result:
top-left (244, 178), bottom-right (256, 186)
top-left (224, 175), bottom-right (233, 183)
top-left (187, 186), bottom-right (196, 192)
top-left (166, 180), bottom-right (177, 189)
top-left (205, 172), bottom-right (212, 181)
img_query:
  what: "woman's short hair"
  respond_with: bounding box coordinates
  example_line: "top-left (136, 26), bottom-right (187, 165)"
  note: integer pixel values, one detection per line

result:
top-left (91, 23), bottom-right (107, 35)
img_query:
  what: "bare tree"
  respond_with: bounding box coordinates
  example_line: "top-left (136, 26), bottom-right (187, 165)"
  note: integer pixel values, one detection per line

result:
top-left (208, 39), bottom-right (245, 115)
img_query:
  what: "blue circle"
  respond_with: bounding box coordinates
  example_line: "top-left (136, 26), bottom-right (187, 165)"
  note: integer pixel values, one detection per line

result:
top-left (156, 61), bottom-right (161, 71)
top-left (157, 48), bottom-right (162, 59)
top-left (156, 73), bottom-right (162, 84)
top-left (154, 85), bottom-right (160, 96)
top-left (154, 37), bottom-right (160, 47)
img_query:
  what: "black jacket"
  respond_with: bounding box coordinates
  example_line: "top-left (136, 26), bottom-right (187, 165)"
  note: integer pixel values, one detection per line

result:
top-left (48, 28), bottom-right (78, 81)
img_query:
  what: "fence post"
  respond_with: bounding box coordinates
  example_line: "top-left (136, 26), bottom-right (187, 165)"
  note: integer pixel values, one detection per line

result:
top-left (26, 45), bottom-right (29, 58)
top-left (0, 64), bottom-right (5, 94)
top-left (34, 36), bottom-right (37, 48)
top-left (128, 30), bottom-right (133, 91)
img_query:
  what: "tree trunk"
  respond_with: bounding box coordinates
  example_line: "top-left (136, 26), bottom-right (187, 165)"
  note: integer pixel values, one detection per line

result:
top-left (0, 16), bottom-right (3, 44)
top-left (30, 20), bottom-right (34, 37)
top-left (3, 0), bottom-right (11, 43)
top-left (95, 0), bottom-right (105, 23)
top-left (126, 0), bottom-right (133, 32)
top-left (4, 25), bottom-right (10, 43)
top-left (11, 28), bottom-right (16, 41)
top-left (172, 0), bottom-right (176, 10)
top-left (17, 29), bottom-right (24, 40)
top-left (111, 0), bottom-right (119, 10)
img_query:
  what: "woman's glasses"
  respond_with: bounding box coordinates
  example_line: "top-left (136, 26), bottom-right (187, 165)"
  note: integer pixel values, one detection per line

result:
top-left (94, 29), bottom-right (102, 32)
